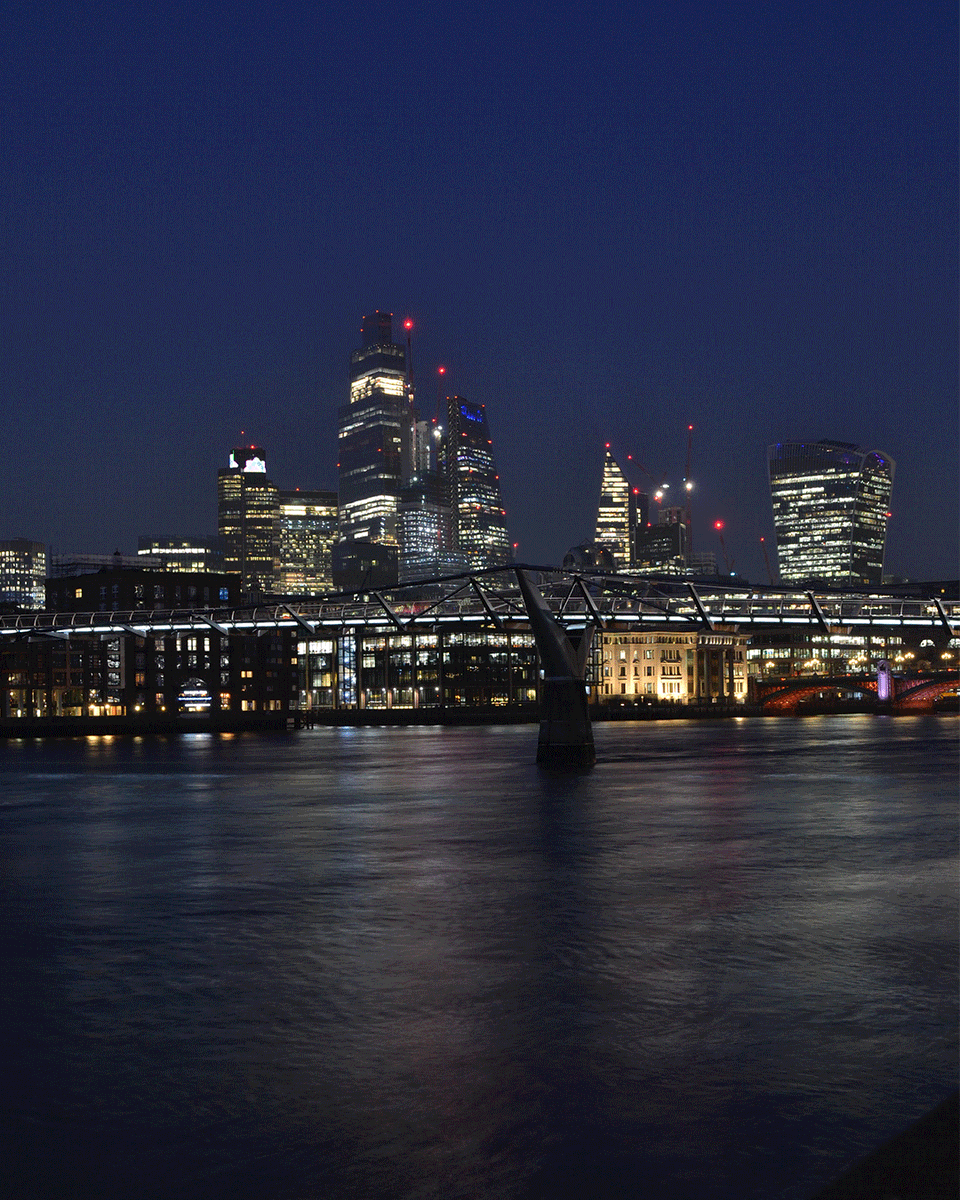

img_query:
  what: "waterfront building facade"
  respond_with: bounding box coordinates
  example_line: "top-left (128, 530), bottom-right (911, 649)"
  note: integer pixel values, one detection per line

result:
top-left (277, 490), bottom-right (338, 594)
top-left (217, 444), bottom-right (279, 595)
top-left (593, 628), bottom-right (748, 704)
top-left (768, 441), bottom-right (895, 585)
top-left (298, 627), bottom-right (539, 711)
top-left (8, 567), bottom-right (295, 719)
top-left (747, 629), bottom-right (907, 679)
top-left (0, 539), bottom-right (47, 609)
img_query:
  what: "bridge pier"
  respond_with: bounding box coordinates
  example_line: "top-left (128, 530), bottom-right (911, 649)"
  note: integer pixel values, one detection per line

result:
top-left (515, 569), bottom-right (596, 768)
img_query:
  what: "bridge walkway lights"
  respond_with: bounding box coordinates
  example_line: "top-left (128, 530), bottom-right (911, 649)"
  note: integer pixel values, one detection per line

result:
top-left (0, 565), bottom-right (956, 643)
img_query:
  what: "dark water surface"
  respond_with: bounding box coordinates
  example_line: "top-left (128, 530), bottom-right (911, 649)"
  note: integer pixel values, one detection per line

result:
top-left (2, 715), bottom-right (957, 1199)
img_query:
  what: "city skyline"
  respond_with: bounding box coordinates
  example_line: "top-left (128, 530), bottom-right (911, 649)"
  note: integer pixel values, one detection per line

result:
top-left (2, 3), bottom-right (956, 582)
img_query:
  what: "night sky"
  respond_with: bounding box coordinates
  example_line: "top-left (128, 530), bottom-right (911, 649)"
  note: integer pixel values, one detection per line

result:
top-left (3, 2), bottom-right (956, 583)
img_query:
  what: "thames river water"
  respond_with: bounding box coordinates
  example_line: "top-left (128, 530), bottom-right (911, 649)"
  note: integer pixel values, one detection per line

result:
top-left (1, 715), bottom-right (957, 1199)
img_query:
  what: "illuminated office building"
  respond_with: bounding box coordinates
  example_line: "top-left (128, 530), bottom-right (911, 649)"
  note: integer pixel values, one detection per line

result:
top-left (277, 490), bottom-right (338, 594)
top-left (137, 536), bottom-right (225, 573)
top-left (0, 539), bottom-right (47, 609)
top-left (446, 395), bottom-right (511, 571)
top-left (337, 311), bottom-right (408, 584)
top-left (595, 449), bottom-right (642, 570)
top-left (217, 445), bottom-right (279, 595)
top-left (768, 441), bottom-right (895, 585)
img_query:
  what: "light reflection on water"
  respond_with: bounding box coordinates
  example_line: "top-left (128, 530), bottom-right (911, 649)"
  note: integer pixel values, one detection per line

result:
top-left (1, 715), bottom-right (956, 1199)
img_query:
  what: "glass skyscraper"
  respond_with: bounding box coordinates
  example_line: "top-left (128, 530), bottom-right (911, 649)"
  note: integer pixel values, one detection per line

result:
top-left (767, 440), bottom-right (895, 585)
top-left (337, 312), bottom-right (408, 583)
top-left (446, 395), bottom-right (511, 571)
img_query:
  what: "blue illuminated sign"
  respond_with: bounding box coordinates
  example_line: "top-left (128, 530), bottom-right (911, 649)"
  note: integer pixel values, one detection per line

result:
top-left (460, 406), bottom-right (481, 422)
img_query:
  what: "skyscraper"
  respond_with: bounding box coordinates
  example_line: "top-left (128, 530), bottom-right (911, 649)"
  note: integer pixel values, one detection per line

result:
top-left (277, 489), bottom-right (338, 594)
top-left (336, 311), bottom-right (408, 585)
top-left (767, 440), bottom-right (895, 585)
top-left (398, 414), bottom-right (458, 583)
top-left (445, 395), bottom-right (511, 571)
top-left (217, 444), bottom-right (279, 595)
top-left (595, 449), bottom-right (638, 570)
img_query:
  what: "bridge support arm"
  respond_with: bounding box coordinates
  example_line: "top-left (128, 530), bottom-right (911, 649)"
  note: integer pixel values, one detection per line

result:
top-left (515, 569), bottom-right (595, 768)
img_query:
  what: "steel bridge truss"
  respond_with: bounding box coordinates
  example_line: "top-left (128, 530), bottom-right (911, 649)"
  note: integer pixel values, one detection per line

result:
top-left (1, 565), bottom-right (957, 642)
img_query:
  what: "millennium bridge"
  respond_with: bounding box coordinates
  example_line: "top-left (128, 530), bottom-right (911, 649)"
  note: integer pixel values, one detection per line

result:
top-left (2, 566), bottom-right (958, 641)
top-left (3, 567), bottom-right (956, 765)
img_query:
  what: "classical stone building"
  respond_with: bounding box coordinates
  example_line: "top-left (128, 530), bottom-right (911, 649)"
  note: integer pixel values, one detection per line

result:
top-left (593, 628), bottom-right (748, 704)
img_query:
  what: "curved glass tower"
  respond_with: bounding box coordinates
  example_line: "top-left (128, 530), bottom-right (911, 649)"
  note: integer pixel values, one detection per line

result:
top-left (446, 395), bottom-right (511, 571)
top-left (767, 440), bottom-right (895, 585)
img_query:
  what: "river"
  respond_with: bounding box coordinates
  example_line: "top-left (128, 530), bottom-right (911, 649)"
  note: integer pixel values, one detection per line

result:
top-left (2, 714), bottom-right (956, 1199)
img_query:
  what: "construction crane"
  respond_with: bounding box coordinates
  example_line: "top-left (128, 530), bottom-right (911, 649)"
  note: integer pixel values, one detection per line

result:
top-left (759, 536), bottom-right (775, 585)
top-left (624, 454), bottom-right (669, 520)
top-left (714, 520), bottom-right (734, 575)
top-left (682, 424), bottom-right (694, 551)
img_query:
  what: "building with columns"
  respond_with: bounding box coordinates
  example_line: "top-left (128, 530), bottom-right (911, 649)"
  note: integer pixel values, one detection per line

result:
top-left (593, 628), bottom-right (748, 704)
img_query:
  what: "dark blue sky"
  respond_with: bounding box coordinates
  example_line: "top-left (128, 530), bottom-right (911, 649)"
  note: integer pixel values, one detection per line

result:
top-left (2, 1), bottom-right (956, 582)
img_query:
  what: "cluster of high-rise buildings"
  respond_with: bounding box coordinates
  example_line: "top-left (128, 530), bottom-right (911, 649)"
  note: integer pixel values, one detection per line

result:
top-left (0, 309), bottom-right (908, 614)
top-left (0, 310), bottom-right (944, 724)
top-left (578, 439), bottom-right (896, 588)
top-left (216, 311), bottom-right (511, 595)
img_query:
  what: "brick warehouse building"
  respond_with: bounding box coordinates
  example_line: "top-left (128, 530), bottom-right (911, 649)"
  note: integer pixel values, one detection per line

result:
top-left (0, 568), bottom-right (296, 719)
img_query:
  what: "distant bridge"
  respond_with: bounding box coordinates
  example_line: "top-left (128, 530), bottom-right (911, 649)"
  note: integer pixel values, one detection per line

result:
top-left (2, 566), bottom-right (958, 642)
top-left (754, 671), bottom-right (959, 712)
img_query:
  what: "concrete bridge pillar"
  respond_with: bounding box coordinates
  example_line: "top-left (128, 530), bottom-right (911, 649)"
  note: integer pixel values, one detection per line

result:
top-left (515, 569), bottom-right (595, 768)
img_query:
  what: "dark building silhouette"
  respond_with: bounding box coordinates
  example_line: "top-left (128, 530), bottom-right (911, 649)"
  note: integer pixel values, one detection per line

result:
top-left (635, 519), bottom-right (687, 573)
top-left (562, 542), bottom-right (617, 572)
